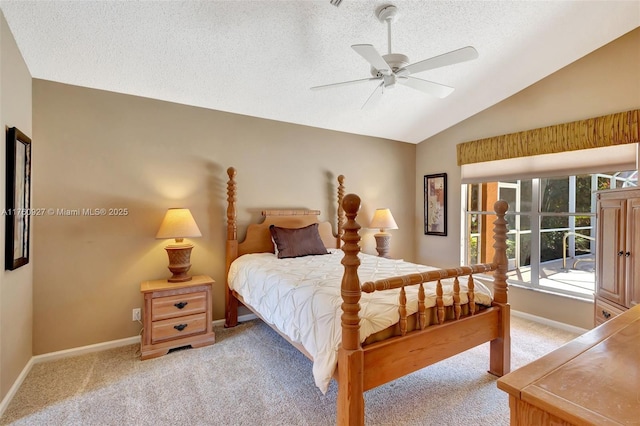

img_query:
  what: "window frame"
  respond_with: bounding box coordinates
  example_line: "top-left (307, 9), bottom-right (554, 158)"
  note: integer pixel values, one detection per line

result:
top-left (460, 170), bottom-right (637, 301)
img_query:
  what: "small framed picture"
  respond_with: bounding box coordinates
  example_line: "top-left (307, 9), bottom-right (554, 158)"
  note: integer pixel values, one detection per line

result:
top-left (5, 127), bottom-right (32, 270)
top-left (424, 173), bottom-right (447, 236)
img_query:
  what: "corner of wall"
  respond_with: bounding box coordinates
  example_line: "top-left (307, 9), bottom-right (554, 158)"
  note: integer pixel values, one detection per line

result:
top-left (0, 8), bottom-right (34, 403)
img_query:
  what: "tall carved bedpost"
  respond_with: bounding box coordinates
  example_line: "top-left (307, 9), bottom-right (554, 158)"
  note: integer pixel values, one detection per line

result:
top-left (336, 175), bottom-right (345, 247)
top-left (225, 167), bottom-right (239, 328)
top-left (337, 193), bottom-right (364, 426)
top-left (492, 200), bottom-right (509, 304)
top-left (489, 199), bottom-right (510, 376)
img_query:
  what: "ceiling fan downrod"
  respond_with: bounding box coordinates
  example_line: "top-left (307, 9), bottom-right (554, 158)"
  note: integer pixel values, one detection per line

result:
top-left (372, 5), bottom-right (408, 78)
top-left (377, 5), bottom-right (398, 55)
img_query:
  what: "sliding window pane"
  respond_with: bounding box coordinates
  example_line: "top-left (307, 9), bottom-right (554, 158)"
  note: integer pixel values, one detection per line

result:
top-left (468, 213), bottom-right (499, 264)
top-left (519, 180), bottom-right (532, 212)
top-left (500, 187), bottom-right (517, 214)
top-left (469, 213), bottom-right (479, 234)
top-left (575, 228), bottom-right (594, 256)
top-left (466, 213), bottom-right (480, 265)
top-left (468, 184), bottom-right (480, 211)
top-left (468, 234), bottom-right (479, 265)
top-left (575, 215), bottom-right (593, 229)
top-left (540, 230), bottom-right (565, 263)
top-left (519, 214), bottom-right (531, 231)
top-left (540, 177), bottom-right (569, 213)
top-left (540, 216), bottom-right (569, 263)
top-left (505, 211), bottom-right (516, 231)
top-left (576, 175), bottom-right (592, 213)
top-left (597, 175), bottom-right (612, 190)
top-left (519, 233), bottom-right (532, 268)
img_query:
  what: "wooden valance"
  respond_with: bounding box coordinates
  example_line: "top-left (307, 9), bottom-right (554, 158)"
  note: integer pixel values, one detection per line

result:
top-left (457, 109), bottom-right (640, 166)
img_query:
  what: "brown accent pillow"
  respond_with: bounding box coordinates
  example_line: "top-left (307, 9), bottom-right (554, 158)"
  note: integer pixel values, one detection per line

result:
top-left (269, 223), bottom-right (329, 259)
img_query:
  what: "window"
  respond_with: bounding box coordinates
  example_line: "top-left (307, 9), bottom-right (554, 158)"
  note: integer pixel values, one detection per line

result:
top-left (462, 170), bottom-right (637, 299)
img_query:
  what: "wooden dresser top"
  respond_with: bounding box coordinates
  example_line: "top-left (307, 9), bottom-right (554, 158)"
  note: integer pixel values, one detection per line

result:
top-left (498, 305), bottom-right (640, 425)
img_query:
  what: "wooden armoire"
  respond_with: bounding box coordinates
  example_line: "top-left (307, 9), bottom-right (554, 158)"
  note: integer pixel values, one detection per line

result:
top-left (595, 187), bottom-right (640, 326)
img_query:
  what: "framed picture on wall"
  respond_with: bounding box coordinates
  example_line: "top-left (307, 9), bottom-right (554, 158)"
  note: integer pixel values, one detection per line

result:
top-left (5, 127), bottom-right (32, 270)
top-left (424, 173), bottom-right (447, 236)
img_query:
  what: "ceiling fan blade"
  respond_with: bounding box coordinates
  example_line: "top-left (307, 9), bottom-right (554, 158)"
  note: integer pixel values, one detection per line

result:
top-left (310, 77), bottom-right (380, 91)
top-left (404, 46), bottom-right (478, 75)
top-left (352, 44), bottom-right (391, 75)
top-left (361, 82), bottom-right (384, 109)
top-left (402, 77), bottom-right (455, 98)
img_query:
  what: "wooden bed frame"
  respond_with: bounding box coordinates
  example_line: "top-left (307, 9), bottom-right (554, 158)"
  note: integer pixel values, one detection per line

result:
top-left (224, 167), bottom-right (510, 425)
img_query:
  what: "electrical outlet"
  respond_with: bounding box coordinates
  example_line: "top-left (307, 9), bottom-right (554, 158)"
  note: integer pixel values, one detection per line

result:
top-left (132, 308), bottom-right (141, 321)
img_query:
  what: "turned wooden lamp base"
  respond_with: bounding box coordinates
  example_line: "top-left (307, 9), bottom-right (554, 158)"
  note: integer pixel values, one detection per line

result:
top-left (165, 243), bottom-right (194, 282)
top-left (374, 232), bottom-right (392, 258)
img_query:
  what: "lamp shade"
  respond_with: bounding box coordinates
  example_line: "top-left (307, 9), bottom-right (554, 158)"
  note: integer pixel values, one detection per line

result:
top-left (370, 208), bottom-right (398, 231)
top-left (156, 208), bottom-right (202, 240)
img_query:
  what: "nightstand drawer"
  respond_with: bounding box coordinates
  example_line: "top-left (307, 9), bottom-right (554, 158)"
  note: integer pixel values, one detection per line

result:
top-left (151, 291), bottom-right (206, 321)
top-left (595, 298), bottom-right (626, 325)
top-left (151, 313), bottom-right (207, 343)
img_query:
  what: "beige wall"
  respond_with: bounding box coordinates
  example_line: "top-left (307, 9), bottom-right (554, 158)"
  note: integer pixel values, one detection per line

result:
top-left (0, 11), bottom-right (33, 401)
top-left (416, 28), bottom-right (640, 329)
top-left (32, 80), bottom-right (416, 354)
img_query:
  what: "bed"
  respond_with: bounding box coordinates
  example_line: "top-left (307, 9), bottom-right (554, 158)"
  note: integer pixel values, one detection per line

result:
top-left (224, 167), bottom-right (510, 425)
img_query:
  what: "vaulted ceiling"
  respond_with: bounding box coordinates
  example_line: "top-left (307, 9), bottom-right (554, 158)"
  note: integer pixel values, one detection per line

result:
top-left (1, 1), bottom-right (638, 143)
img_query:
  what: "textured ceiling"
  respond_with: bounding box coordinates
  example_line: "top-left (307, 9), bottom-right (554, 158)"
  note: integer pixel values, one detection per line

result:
top-left (1, 1), bottom-right (639, 143)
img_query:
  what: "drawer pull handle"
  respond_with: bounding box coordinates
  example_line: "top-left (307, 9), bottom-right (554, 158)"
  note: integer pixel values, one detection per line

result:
top-left (174, 302), bottom-right (188, 309)
top-left (625, 252), bottom-right (631, 257)
top-left (174, 324), bottom-right (188, 331)
top-left (602, 310), bottom-right (611, 319)
top-left (618, 251), bottom-right (624, 256)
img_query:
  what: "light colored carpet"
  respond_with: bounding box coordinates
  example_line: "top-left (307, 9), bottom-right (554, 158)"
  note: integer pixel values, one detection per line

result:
top-left (1, 316), bottom-right (579, 425)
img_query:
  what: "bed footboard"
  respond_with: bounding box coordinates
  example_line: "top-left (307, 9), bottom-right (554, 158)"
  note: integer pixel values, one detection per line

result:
top-left (337, 194), bottom-right (509, 425)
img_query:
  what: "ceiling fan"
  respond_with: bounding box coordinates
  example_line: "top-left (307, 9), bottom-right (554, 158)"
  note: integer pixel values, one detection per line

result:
top-left (311, 4), bottom-right (479, 108)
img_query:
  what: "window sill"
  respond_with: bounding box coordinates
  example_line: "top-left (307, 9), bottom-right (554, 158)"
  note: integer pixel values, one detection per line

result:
top-left (507, 280), bottom-right (594, 304)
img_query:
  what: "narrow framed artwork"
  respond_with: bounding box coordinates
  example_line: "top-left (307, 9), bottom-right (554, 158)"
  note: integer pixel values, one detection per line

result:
top-left (5, 127), bottom-right (32, 270)
top-left (424, 173), bottom-right (447, 236)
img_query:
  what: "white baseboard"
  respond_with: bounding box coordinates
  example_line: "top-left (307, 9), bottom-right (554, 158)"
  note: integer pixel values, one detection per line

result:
top-left (0, 357), bottom-right (34, 418)
top-left (33, 313), bottom-right (258, 364)
top-left (0, 313), bottom-right (259, 417)
top-left (511, 309), bottom-right (589, 335)
top-left (32, 335), bottom-right (142, 364)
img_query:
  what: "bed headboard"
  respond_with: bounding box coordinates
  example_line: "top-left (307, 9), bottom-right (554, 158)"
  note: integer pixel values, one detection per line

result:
top-left (225, 167), bottom-right (346, 259)
top-left (238, 210), bottom-right (337, 256)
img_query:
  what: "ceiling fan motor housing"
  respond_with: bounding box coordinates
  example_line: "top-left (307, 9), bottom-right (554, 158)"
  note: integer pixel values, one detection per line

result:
top-left (370, 53), bottom-right (410, 78)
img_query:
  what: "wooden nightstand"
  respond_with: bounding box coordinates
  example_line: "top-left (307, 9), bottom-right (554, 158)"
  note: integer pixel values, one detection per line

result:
top-left (140, 275), bottom-right (216, 360)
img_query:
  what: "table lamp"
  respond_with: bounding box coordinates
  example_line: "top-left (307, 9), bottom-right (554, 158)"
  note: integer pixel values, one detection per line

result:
top-left (370, 208), bottom-right (398, 258)
top-left (156, 208), bottom-right (202, 282)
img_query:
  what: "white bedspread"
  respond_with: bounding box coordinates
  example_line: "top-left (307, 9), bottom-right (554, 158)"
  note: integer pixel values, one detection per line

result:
top-left (228, 249), bottom-right (493, 393)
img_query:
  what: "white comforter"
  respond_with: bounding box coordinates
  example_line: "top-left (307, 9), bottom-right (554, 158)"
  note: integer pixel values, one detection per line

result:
top-left (227, 249), bottom-right (493, 393)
